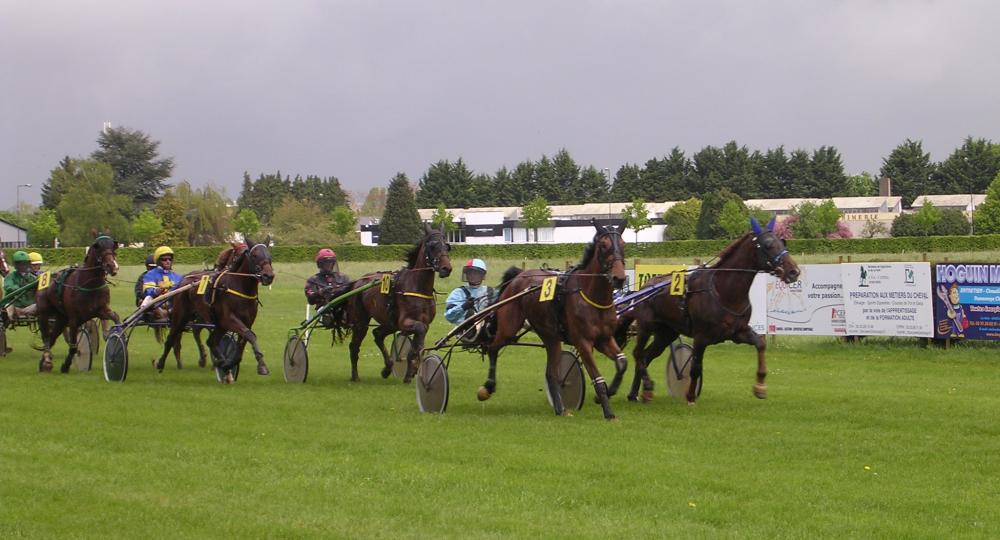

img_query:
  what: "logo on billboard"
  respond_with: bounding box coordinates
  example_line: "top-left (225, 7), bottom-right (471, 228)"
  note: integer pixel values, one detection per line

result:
top-left (904, 265), bottom-right (915, 284)
top-left (858, 265), bottom-right (868, 287)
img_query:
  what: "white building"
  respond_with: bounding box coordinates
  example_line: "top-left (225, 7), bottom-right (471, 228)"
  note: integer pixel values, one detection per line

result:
top-left (911, 194), bottom-right (986, 216)
top-left (0, 218), bottom-right (28, 248)
top-left (745, 196), bottom-right (902, 237)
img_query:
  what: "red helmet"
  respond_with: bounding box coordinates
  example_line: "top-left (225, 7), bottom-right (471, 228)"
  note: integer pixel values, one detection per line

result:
top-left (315, 248), bottom-right (337, 263)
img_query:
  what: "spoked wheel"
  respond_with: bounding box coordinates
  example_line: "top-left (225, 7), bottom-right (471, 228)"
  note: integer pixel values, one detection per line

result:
top-left (85, 319), bottom-right (101, 355)
top-left (103, 330), bottom-right (129, 383)
top-left (73, 326), bottom-right (93, 371)
top-left (215, 333), bottom-right (242, 383)
top-left (666, 343), bottom-right (702, 398)
top-left (283, 334), bottom-right (309, 383)
top-left (416, 353), bottom-right (449, 414)
top-left (544, 350), bottom-right (586, 412)
top-left (390, 333), bottom-right (412, 378)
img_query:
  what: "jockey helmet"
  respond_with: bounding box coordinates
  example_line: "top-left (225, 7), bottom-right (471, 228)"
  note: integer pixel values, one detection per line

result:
top-left (145, 255), bottom-right (156, 269)
top-left (153, 246), bottom-right (174, 261)
top-left (462, 258), bottom-right (487, 281)
top-left (12, 251), bottom-right (30, 263)
top-left (28, 252), bottom-right (43, 264)
top-left (315, 248), bottom-right (337, 265)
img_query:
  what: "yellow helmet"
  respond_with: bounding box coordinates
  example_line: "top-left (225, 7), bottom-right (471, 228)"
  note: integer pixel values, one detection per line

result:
top-left (153, 246), bottom-right (174, 262)
top-left (28, 252), bottom-right (44, 264)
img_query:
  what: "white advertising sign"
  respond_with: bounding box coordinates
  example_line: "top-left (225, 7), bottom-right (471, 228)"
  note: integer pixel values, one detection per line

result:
top-left (749, 274), bottom-right (768, 334)
top-left (766, 264), bottom-right (846, 336)
top-left (841, 262), bottom-right (934, 337)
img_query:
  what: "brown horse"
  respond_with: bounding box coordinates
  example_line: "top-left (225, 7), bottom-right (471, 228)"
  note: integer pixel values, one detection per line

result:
top-left (481, 223), bottom-right (628, 419)
top-left (613, 217), bottom-right (801, 403)
top-left (154, 238), bottom-right (275, 383)
top-left (35, 235), bottom-right (121, 373)
top-left (0, 245), bottom-right (9, 277)
top-left (346, 224), bottom-right (452, 383)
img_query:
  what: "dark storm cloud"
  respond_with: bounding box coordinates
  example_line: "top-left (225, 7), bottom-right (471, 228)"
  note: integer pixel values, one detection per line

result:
top-left (2, 0), bottom-right (998, 206)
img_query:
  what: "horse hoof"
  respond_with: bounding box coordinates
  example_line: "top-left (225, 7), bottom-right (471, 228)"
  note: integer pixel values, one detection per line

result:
top-left (380, 367), bottom-right (392, 379)
top-left (39, 360), bottom-right (53, 373)
top-left (687, 400), bottom-right (697, 406)
top-left (257, 365), bottom-right (270, 376)
top-left (753, 384), bottom-right (768, 399)
top-left (60, 363), bottom-right (71, 374)
top-left (560, 409), bottom-right (574, 417)
top-left (627, 394), bottom-right (638, 402)
top-left (640, 390), bottom-right (655, 403)
top-left (198, 359), bottom-right (207, 368)
top-left (606, 415), bottom-right (619, 422)
top-left (225, 372), bottom-right (235, 384)
top-left (477, 386), bottom-right (492, 401)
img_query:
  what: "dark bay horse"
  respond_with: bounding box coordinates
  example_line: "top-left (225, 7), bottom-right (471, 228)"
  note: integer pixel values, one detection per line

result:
top-left (35, 235), bottom-right (121, 373)
top-left (346, 224), bottom-right (452, 383)
top-left (614, 217), bottom-right (800, 404)
top-left (481, 223), bottom-right (628, 419)
top-left (154, 238), bottom-right (275, 383)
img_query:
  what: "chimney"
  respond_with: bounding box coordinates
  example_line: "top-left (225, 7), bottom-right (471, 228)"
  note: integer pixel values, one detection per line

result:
top-left (879, 176), bottom-right (891, 197)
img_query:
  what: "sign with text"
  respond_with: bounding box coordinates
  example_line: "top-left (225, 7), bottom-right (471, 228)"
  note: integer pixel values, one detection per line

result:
top-left (634, 264), bottom-right (688, 290)
top-left (933, 263), bottom-right (1000, 340)
top-left (841, 263), bottom-right (933, 337)
top-left (767, 264), bottom-right (846, 336)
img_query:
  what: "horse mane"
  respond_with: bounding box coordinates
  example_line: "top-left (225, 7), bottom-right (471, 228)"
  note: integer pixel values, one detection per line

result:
top-left (713, 233), bottom-right (753, 266)
top-left (215, 246), bottom-right (239, 270)
top-left (404, 233), bottom-right (432, 268)
top-left (577, 239), bottom-right (597, 269)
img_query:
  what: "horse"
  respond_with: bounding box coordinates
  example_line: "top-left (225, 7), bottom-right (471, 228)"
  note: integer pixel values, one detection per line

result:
top-left (346, 224), bottom-right (452, 383)
top-left (480, 222), bottom-right (628, 419)
top-left (34, 235), bottom-right (121, 373)
top-left (613, 217), bottom-right (801, 404)
top-left (0, 245), bottom-right (9, 277)
top-left (153, 237), bottom-right (275, 383)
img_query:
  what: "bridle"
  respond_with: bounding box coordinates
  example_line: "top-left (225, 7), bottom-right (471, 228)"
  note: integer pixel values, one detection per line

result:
top-left (422, 232), bottom-right (450, 274)
top-left (230, 243), bottom-right (272, 280)
top-left (751, 231), bottom-right (789, 273)
top-left (596, 229), bottom-right (625, 278)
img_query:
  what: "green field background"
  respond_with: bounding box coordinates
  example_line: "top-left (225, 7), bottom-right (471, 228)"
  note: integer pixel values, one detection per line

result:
top-left (1, 259), bottom-right (998, 538)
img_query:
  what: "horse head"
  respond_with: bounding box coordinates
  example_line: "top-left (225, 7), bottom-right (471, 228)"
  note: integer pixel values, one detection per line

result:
top-left (242, 235), bottom-right (275, 286)
top-left (420, 223), bottom-right (452, 278)
top-left (750, 217), bottom-right (799, 283)
top-left (90, 234), bottom-right (119, 276)
top-left (591, 219), bottom-right (627, 289)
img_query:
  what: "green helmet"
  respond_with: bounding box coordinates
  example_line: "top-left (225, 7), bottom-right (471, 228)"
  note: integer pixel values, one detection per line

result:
top-left (12, 251), bottom-right (29, 263)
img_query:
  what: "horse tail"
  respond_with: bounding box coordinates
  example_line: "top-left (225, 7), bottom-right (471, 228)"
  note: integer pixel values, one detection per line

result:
top-left (614, 311), bottom-right (634, 349)
top-left (498, 266), bottom-right (523, 292)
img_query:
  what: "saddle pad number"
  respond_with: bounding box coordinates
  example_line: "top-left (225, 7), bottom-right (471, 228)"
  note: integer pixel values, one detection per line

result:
top-left (196, 275), bottom-right (211, 295)
top-left (380, 274), bottom-right (391, 294)
top-left (37, 271), bottom-right (51, 290)
top-left (539, 276), bottom-right (557, 302)
top-left (669, 272), bottom-right (684, 296)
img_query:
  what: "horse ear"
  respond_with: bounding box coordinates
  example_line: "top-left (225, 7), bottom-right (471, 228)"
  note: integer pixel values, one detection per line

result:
top-left (591, 218), bottom-right (602, 234)
top-left (750, 217), bottom-right (763, 236)
top-left (264, 234), bottom-right (271, 246)
top-left (424, 222), bottom-right (432, 235)
top-left (767, 215), bottom-right (776, 232)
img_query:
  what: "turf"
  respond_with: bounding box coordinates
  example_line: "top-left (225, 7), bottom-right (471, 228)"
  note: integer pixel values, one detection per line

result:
top-left (1, 261), bottom-right (999, 538)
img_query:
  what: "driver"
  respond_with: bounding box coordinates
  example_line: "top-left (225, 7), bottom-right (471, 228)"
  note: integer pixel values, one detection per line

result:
top-left (445, 259), bottom-right (496, 341)
top-left (3, 251), bottom-right (38, 320)
top-left (134, 255), bottom-right (157, 307)
top-left (139, 246), bottom-right (182, 321)
top-left (28, 252), bottom-right (44, 275)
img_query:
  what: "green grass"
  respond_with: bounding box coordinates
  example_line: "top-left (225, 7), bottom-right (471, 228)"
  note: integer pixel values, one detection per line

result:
top-left (1, 261), bottom-right (999, 538)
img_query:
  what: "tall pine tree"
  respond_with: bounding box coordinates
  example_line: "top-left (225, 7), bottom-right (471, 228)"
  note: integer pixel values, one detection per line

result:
top-left (879, 139), bottom-right (936, 207)
top-left (380, 173), bottom-right (422, 244)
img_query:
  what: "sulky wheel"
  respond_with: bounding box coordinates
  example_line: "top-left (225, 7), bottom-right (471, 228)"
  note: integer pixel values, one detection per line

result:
top-left (214, 333), bottom-right (242, 382)
top-left (416, 353), bottom-right (449, 414)
top-left (73, 326), bottom-right (93, 371)
top-left (283, 334), bottom-right (309, 383)
top-left (103, 330), bottom-right (129, 383)
top-left (666, 342), bottom-right (702, 398)
top-left (390, 332), bottom-right (412, 378)
top-left (544, 350), bottom-right (586, 412)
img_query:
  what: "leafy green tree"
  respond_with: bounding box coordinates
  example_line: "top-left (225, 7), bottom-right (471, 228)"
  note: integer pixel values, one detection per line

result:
top-left (655, 147), bottom-right (694, 201)
top-left (912, 200), bottom-right (941, 234)
top-left (934, 137), bottom-right (1000, 196)
top-left (696, 188), bottom-right (744, 239)
top-left (91, 126), bottom-right (174, 208)
top-left (56, 160), bottom-right (132, 246)
top-left (41, 156), bottom-right (76, 210)
top-left (232, 209), bottom-right (261, 237)
top-left (690, 145), bottom-right (726, 196)
top-left (27, 209), bottom-right (59, 247)
top-left (238, 171), bottom-right (287, 223)
top-left (790, 200), bottom-right (842, 239)
top-left (269, 198), bottom-right (329, 244)
top-left (430, 203), bottom-right (457, 233)
top-left (785, 149), bottom-right (814, 198)
top-left (620, 199), bottom-right (651, 242)
top-left (467, 173), bottom-right (496, 207)
top-left (380, 173), bottom-right (422, 244)
top-left (521, 196), bottom-right (552, 237)
top-left (577, 166), bottom-right (609, 203)
top-left (890, 213), bottom-right (921, 237)
top-left (359, 187), bottom-right (387, 218)
top-left (329, 205), bottom-right (357, 242)
top-left (718, 199), bottom-right (750, 239)
top-left (416, 159), bottom-right (475, 208)
top-left (663, 197), bottom-right (701, 240)
top-left (173, 181), bottom-right (231, 245)
top-left (845, 172), bottom-right (877, 197)
top-left (151, 190), bottom-right (188, 246)
top-left (130, 209), bottom-right (163, 246)
top-left (610, 163), bottom-right (643, 202)
top-left (935, 208), bottom-right (971, 236)
top-left (509, 161), bottom-right (538, 205)
top-left (879, 139), bottom-right (936, 207)
top-left (288, 175), bottom-right (349, 213)
top-left (492, 167), bottom-right (523, 206)
top-left (973, 172), bottom-right (1000, 235)
top-left (809, 146), bottom-right (848, 197)
top-left (861, 217), bottom-right (889, 238)
top-left (533, 155), bottom-right (559, 203)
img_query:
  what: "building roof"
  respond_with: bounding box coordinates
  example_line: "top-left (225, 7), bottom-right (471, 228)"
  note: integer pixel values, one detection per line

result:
top-left (0, 218), bottom-right (27, 231)
top-left (744, 196), bottom-right (902, 212)
top-left (911, 194), bottom-right (987, 208)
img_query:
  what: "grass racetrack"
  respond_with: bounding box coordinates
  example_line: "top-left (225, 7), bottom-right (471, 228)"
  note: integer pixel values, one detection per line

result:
top-left (2, 259), bottom-right (999, 538)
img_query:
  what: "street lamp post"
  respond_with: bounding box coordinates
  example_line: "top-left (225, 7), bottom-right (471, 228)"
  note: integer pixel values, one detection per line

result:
top-left (16, 183), bottom-right (32, 246)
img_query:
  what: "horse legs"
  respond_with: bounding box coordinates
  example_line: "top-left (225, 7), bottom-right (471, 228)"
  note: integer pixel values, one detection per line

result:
top-left (155, 323), bottom-right (186, 373)
top-left (371, 325), bottom-right (393, 381)
top-left (206, 329), bottom-right (235, 383)
top-left (480, 308), bottom-right (524, 402)
top-left (686, 339), bottom-right (709, 404)
top-left (576, 342), bottom-right (616, 420)
top-left (348, 320), bottom-right (371, 381)
top-left (398, 320), bottom-right (426, 384)
top-left (38, 315), bottom-right (66, 373)
top-left (193, 328), bottom-right (209, 368)
top-left (223, 314), bottom-right (268, 376)
top-left (595, 336), bottom-right (628, 400)
top-left (59, 322), bottom-right (79, 374)
top-left (543, 341), bottom-right (569, 416)
top-left (173, 333), bottom-right (184, 369)
top-left (733, 326), bottom-right (768, 399)
top-left (628, 327), bottom-right (676, 402)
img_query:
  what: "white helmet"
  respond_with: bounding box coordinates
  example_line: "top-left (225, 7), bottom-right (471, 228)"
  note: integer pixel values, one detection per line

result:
top-left (462, 258), bottom-right (487, 281)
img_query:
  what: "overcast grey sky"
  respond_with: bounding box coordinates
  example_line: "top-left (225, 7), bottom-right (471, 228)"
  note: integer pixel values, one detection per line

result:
top-left (2, 0), bottom-right (998, 207)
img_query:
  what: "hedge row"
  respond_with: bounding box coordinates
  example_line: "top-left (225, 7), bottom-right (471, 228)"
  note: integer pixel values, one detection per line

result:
top-left (22, 234), bottom-right (1000, 267)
